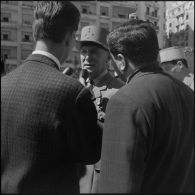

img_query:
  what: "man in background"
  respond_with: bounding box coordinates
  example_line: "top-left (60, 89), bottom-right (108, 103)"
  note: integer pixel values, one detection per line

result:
top-left (77, 25), bottom-right (124, 193)
top-left (1, 2), bottom-right (102, 194)
top-left (99, 20), bottom-right (194, 193)
top-left (160, 46), bottom-right (194, 90)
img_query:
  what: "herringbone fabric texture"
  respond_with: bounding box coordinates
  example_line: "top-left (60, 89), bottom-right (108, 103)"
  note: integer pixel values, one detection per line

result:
top-left (1, 54), bottom-right (102, 194)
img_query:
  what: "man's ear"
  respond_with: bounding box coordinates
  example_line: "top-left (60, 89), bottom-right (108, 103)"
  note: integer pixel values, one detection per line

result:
top-left (176, 60), bottom-right (183, 72)
top-left (116, 54), bottom-right (127, 72)
top-left (63, 31), bottom-right (75, 47)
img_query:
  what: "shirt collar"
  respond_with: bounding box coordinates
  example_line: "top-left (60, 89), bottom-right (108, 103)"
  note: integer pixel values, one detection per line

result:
top-left (126, 62), bottom-right (162, 83)
top-left (93, 70), bottom-right (108, 85)
top-left (32, 50), bottom-right (61, 69)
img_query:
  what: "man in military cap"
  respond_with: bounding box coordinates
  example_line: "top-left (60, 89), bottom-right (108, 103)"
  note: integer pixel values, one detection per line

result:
top-left (77, 25), bottom-right (124, 193)
top-left (160, 46), bottom-right (194, 91)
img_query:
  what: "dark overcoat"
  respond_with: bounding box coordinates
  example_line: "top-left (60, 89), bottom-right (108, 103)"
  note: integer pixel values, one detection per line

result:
top-left (99, 64), bottom-right (194, 193)
top-left (1, 54), bottom-right (102, 194)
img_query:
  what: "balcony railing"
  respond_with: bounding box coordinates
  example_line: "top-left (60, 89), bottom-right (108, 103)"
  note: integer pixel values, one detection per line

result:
top-left (1, 1), bottom-right (18, 6)
top-left (1, 20), bottom-right (17, 25)
top-left (22, 38), bottom-right (32, 42)
top-left (22, 21), bottom-right (32, 25)
top-left (81, 10), bottom-right (96, 15)
top-left (154, 25), bottom-right (159, 30)
top-left (145, 12), bottom-right (159, 20)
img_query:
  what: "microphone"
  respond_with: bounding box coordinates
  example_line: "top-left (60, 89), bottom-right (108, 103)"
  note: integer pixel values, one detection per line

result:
top-left (80, 68), bottom-right (89, 81)
top-left (62, 67), bottom-right (73, 76)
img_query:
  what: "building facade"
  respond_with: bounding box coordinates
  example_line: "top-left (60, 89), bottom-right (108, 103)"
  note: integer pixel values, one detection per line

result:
top-left (136, 1), bottom-right (167, 49)
top-left (1, 1), bottom-right (166, 73)
top-left (166, 1), bottom-right (194, 47)
top-left (1, 1), bottom-right (36, 73)
top-left (165, 1), bottom-right (194, 72)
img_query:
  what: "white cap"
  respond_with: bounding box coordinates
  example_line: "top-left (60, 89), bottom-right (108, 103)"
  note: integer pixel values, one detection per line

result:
top-left (159, 46), bottom-right (186, 63)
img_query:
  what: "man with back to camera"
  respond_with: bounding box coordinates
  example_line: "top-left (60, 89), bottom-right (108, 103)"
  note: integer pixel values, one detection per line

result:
top-left (1, 2), bottom-right (102, 194)
top-left (159, 46), bottom-right (194, 91)
top-left (77, 25), bottom-right (124, 193)
top-left (99, 19), bottom-right (194, 193)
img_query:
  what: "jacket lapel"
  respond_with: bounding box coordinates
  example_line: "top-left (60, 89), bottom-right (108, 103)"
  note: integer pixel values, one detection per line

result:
top-left (24, 54), bottom-right (60, 70)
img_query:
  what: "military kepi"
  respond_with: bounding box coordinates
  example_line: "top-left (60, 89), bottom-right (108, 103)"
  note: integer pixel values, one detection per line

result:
top-left (159, 46), bottom-right (186, 63)
top-left (77, 25), bottom-right (109, 51)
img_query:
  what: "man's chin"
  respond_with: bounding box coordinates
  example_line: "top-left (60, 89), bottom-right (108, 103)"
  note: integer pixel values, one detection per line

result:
top-left (83, 67), bottom-right (93, 73)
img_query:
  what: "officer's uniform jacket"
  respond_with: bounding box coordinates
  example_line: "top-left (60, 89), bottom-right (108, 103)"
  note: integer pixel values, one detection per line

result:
top-left (79, 71), bottom-right (124, 193)
top-left (92, 71), bottom-right (124, 192)
top-left (92, 71), bottom-right (125, 122)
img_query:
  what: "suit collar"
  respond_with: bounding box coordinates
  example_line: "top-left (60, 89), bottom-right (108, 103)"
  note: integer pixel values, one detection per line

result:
top-left (127, 62), bottom-right (163, 84)
top-left (24, 54), bottom-right (60, 70)
top-left (32, 50), bottom-right (61, 69)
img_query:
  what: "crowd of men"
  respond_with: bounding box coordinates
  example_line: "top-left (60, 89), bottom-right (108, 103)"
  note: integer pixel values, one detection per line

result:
top-left (1, 1), bottom-right (194, 194)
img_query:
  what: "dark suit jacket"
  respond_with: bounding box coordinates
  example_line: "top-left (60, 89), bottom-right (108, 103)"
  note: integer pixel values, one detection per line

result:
top-left (1, 54), bottom-right (102, 194)
top-left (99, 64), bottom-right (194, 193)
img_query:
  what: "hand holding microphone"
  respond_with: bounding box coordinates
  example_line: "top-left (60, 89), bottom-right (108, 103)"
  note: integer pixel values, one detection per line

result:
top-left (79, 69), bottom-right (94, 91)
top-left (62, 67), bottom-right (73, 76)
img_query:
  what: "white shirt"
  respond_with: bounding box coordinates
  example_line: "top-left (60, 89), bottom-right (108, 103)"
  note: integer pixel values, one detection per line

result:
top-left (32, 50), bottom-right (61, 69)
top-left (183, 73), bottom-right (194, 91)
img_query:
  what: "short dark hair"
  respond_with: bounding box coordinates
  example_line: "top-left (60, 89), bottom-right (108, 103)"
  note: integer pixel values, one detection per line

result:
top-left (107, 19), bottom-right (159, 65)
top-left (33, 1), bottom-right (80, 43)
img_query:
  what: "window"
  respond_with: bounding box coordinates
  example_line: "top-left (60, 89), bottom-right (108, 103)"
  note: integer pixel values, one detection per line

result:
top-left (23, 20), bottom-right (31, 25)
top-left (100, 6), bottom-right (109, 16)
top-left (2, 49), bottom-right (11, 59)
top-left (176, 25), bottom-right (179, 32)
top-left (3, 34), bottom-right (8, 40)
top-left (23, 35), bottom-right (30, 41)
top-left (22, 1), bottom-right (33, 7)
top-left (22, 14), bottom-right (33, 25)
top-left (112, 22), bottom-right (121, 29)
top-left (154, 10), bottom-right (158, 17)
top-left (113, 6), bottom-right (130, 19)
top-left (129, 13), bottom-right (137, 20)
top-left (4, 54), bottom-right (8, 59)
top-left (3, 1), bottom-right (18, 5)
top-left (169, 23), bottom-right (172, 27)
top-left (118, 14), bottom-right (125, 18)
top-left (3, 17), bottom-right (9, 22)
top-left (146, 7), bottom-right (150, 15)
top-left (80, 22), bottom-right (89, 28)
top-left (100, 23), bottom-right (109, 30)
top-left (186, 14), bottom-right (189, 20)
top-left (81, 5), bottom-right (89, 14)
top-left (154, 21), bottom-right (157, 26)
top-left (21, 50), bottom-right (32, 60)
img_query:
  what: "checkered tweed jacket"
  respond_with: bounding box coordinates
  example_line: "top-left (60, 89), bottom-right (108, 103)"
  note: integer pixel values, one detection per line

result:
top-left (99, 65), bottom-right (194, 193)
top-left (1, 54), bottom-right (102, 194)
